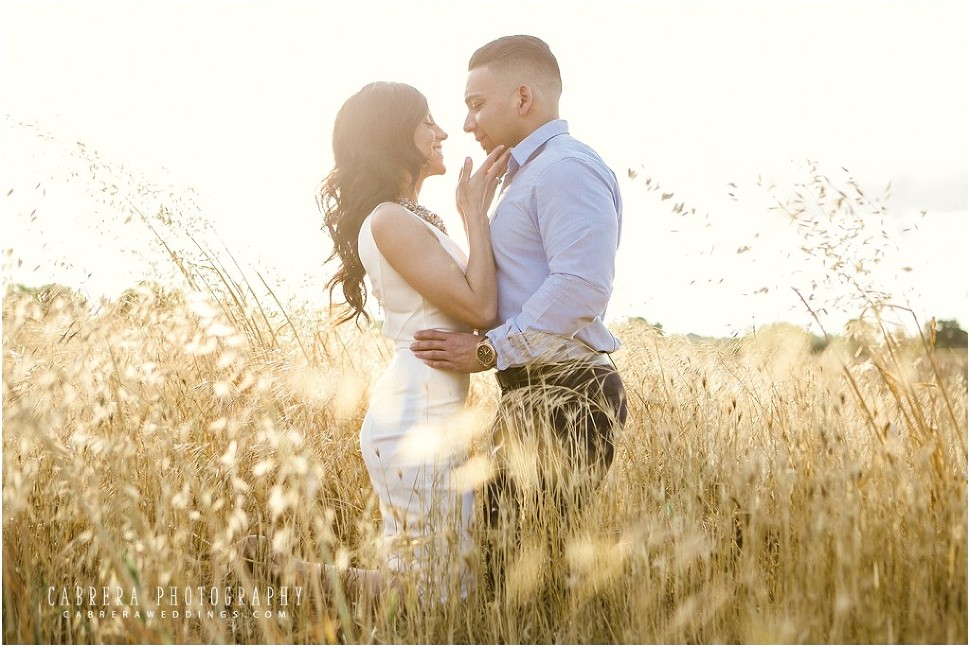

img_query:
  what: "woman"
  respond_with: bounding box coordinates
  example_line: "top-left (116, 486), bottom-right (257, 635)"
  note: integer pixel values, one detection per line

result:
top-left (279, 81), bottom-right (507, 602)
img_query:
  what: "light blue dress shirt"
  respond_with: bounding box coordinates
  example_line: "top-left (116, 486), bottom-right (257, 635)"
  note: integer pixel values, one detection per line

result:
top-left (485, 119), bottom-right (623, 370)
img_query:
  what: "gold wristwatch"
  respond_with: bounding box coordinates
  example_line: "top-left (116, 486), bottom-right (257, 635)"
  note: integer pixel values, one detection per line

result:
top-left (476, 337), bottom-right (496, 369)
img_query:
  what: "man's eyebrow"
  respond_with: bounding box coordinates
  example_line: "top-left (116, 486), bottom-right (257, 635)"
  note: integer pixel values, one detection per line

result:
top-left (464, 93), bottom-right (484, 105)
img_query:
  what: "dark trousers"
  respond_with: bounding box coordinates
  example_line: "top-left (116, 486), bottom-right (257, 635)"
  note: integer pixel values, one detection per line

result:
top-left (483, 360), bottom-right (628, 595)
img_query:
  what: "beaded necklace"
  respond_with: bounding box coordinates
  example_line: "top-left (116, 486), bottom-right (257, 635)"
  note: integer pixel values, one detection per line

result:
top-left (397, 198), bottom-right (447, 235)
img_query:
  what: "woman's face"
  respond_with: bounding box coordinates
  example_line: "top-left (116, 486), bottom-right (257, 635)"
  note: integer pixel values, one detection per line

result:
top-left (413, 112), bottom-right (448, 178)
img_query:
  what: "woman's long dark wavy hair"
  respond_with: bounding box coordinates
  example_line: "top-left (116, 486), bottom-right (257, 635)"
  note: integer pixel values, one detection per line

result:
top-left (318, 82), bottom-right (430, 325)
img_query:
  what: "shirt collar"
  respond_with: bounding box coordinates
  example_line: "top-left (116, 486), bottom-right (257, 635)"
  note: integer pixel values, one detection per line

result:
top-left (509, 119), bottom-right (569, 171)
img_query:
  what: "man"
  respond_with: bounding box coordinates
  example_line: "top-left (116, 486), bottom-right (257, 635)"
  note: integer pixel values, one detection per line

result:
top-left (410, 34), bottom-right (627, 589)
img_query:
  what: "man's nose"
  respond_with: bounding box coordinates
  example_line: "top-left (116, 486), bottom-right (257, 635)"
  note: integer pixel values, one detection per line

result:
top-left (463, 113), bottom-right (475, 133)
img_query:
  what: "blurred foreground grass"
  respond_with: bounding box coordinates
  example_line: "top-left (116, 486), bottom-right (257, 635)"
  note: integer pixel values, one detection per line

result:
top-left (2, 281), bottom-right (966, 644)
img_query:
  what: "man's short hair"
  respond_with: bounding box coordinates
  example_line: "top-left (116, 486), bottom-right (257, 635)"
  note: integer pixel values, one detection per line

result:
top-left (468, 35), bottom-right (562, 97)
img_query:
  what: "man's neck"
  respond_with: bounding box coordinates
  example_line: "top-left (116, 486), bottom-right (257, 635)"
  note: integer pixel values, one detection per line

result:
top-left (515, 114), bottom-right (560, 147)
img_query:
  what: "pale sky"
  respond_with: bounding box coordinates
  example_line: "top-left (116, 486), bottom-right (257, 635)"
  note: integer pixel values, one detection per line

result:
top-left (2, 1), bottom-right (967, 336)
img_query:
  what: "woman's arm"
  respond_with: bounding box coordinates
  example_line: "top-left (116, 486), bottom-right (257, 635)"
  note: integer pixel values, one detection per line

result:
top-left (370, 147), bottom-right (509, 330)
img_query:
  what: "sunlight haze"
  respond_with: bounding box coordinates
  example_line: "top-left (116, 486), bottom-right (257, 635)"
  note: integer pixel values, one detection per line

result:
top-left (2, 1), bottom-right (966, 336)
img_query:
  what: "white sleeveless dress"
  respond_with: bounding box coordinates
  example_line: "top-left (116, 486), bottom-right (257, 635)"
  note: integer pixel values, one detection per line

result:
top-left (356, 206), bottom-right (474, 599)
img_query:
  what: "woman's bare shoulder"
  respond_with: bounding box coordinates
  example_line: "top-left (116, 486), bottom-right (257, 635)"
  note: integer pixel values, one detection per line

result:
top-left (369, 201), bottom-right (409, 223)
top-left (370, 202), bottom-right (434, 239)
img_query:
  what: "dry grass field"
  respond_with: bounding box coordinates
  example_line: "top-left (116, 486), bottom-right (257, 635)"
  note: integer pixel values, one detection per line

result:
top-left (2, 276), bottom-right (966, 644)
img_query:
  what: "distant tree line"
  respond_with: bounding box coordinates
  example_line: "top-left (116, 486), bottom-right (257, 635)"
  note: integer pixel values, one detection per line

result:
top-left (6, 284), bottom-right (968, 350)
top-left (623, 315), bottom-right (968, 352)
top-left (933, 319), bottom-right (969, 349)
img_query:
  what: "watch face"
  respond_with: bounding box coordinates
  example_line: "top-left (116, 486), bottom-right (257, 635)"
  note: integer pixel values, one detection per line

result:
top-left (477, 343), bottom-right (495, 367)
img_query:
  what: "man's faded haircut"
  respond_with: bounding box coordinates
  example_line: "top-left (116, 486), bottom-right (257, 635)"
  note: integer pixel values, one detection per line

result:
top-left (468, 35), bottom-right (563, 98)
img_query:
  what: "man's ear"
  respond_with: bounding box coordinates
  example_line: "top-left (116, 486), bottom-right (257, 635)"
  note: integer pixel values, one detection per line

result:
top-left (516, 84), bottom-right (534, 116)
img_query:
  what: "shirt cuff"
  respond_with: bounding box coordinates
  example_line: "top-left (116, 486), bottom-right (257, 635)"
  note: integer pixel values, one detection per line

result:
top-left (487, 325), bottom-right (615, 371)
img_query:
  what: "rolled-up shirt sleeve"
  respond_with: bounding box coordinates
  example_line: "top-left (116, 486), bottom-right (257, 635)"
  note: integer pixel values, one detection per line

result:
top-left (487, 156), bottom-right (621, 369)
